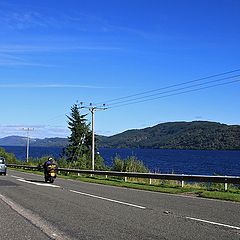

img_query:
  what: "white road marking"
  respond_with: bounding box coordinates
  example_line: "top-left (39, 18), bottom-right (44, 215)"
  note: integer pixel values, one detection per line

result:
top-left (17, 178), bottom-right (60, 188)
top-left (0, 194), bottom-right (69, 240)
top-left (70, 189), bottom-right (146, 209)
top-left (11, 175), bottom-right (23, 179)
top-left (186, 217), bottom-right (240, 230)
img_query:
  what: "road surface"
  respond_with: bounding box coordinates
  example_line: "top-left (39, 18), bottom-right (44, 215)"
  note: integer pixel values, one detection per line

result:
top-left (0, 169), bottom-right (239, 239)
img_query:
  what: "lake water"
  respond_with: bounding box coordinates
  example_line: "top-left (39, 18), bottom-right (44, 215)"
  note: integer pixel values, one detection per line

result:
top-left (1, 146), bottom-right (240, 176)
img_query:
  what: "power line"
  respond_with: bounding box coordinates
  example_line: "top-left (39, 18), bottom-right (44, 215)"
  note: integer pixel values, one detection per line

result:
top-left (108, 79), bottom-right (240, 109)
top-left (106, 74), bottom-right (240, 107)
top-left (96, 68), bottom-right (240, 106)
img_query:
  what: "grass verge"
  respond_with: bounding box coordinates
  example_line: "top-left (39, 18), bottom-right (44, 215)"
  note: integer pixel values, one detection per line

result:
top-left (9, 167), bottom-right (240, 202)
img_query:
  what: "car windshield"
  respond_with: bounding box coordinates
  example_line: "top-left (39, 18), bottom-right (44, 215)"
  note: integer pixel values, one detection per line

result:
top-left (0, 158), bottom-right (5, 164)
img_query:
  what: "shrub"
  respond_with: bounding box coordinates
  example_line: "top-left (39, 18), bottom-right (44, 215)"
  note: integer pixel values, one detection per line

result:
top-left (0, 147), bottom-right (18, 164)
top-left (112, 155), bottom-right (148, 173)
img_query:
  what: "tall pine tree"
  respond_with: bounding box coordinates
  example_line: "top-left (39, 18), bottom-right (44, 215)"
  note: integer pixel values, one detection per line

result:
top-left (65, 104), bottom-right (91, 164)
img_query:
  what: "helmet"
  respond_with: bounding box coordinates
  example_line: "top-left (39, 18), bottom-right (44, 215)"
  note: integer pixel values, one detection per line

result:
top-left (48, 157), bottom-right (53, 162)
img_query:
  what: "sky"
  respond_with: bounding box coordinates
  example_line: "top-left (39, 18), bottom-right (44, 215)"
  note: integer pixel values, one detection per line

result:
top-left (0, 0), bottom-right (240, 139)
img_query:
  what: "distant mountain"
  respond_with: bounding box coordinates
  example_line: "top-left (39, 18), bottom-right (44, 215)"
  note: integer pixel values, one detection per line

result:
top-left (31, 137), bottom-right (69, 147)
top-left (0, 136), bottom-right (68, 147)
top-left (0, 136), bottom-right (27, 146)
top-left (96, 121), bottom-right (240, 150)
top-left (1, 121), bottom-right (240, 150)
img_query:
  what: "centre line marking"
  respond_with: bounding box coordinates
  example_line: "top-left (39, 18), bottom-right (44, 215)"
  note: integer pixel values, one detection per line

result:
top-left (17, 179), bottom-right (60, 188)
top-left (70, 190), bottom-right (146, 209)
top-left (186, 217), bottom-right (240, 230)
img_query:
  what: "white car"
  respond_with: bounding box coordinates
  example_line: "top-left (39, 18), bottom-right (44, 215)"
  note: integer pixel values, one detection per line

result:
top-left (0, 157), bottom-right (7, 175)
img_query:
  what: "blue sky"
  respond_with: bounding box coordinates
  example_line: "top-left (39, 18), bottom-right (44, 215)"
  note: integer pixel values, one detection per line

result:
top-left (0, 0), bottom-right (240, 138)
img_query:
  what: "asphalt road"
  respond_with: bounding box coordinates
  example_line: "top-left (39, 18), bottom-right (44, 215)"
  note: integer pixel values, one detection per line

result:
top-left (0, 169), bottom-right (239, 240)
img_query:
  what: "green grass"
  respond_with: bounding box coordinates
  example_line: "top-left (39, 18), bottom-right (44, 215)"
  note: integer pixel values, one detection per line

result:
top-left (9, 167), bottom-right (240, 202)
top-left (199, 191), bottom-right (240, 202)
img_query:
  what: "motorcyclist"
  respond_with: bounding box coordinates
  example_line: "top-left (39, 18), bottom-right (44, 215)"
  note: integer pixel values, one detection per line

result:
top-left (43, 157), bottom-right (58, 175)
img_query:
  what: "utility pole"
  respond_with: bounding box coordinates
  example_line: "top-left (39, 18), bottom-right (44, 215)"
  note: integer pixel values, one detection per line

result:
top-left (80, 103), bottom-right (107, 171)
top-left (22, 128), bottom-right (34, 163)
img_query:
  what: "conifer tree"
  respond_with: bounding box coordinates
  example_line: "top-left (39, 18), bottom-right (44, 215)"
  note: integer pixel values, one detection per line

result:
top-left (65, 104), bottom-right (91, 163)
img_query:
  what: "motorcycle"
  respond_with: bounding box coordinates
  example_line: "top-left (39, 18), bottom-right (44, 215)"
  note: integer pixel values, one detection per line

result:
top-left (44, 164), bottom-right (57, 183)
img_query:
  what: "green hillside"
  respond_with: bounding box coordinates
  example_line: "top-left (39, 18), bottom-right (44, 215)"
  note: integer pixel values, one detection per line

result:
top-left (1, 121), bottom-right (239, 150)
top-left (97, 121), bottom-right (240, 150)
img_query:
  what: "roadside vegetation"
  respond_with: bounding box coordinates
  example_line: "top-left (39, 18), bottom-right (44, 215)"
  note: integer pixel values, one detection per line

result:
top-left (0, 147), bottom-right (18, 164)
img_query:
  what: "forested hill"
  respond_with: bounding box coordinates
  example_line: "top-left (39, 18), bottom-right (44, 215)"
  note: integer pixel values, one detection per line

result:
top-left (97, 121), bottom-right (240, 150)
top-left (1, 121), bottom-right (239, 150)
top-left (0, 136), bottom-right (68, 147)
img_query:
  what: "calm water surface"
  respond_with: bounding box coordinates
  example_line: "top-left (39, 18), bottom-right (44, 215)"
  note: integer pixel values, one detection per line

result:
top-left (2, 146), bottom-right (240, 176)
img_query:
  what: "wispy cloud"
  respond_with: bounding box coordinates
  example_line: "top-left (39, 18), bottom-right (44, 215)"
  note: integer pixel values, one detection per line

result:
top-left (0, 44), bottom-right (121, 54)
top-left (0, 52), bottom-right (55, 67)
top-left (0, 83), bottom-right (115, 89)
top-left (0, 44), bottom-right (120, 67)
top-left (1, 124), bottom-right (45, 128)
top-left (65, 12), bottom-right (159, 40)
top-left (0, 7), bottom-right (51, 30)
top-left (0, 2), bottom-right (158, 40)
top-left (0, 60), bottom-right (54, 67)
top-left (0, 124), bottom-right (69, 138)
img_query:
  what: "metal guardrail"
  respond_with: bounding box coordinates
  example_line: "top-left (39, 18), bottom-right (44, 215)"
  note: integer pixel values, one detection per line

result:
top-left (7, 164), bottom-right (240, 190)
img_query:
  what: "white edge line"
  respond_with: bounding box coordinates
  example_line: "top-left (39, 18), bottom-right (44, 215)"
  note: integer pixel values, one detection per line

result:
top-left (17, 178), bottom-right (60, 188)
top-left (70, 190), bottom-right (146, 209)
top-left (0, 194), bottom-right (69, 240)
top-left (186, 217), bottom-right (240, 230)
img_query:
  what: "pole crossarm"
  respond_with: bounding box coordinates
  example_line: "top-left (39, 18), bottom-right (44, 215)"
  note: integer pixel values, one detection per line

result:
top-left (78, 102), bottom-right (108, 171)
top-left (22, 127), bottom-right (34, 163)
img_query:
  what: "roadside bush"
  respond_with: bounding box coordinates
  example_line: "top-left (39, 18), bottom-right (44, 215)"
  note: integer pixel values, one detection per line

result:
top-left (0, 147), bottom-right (18, 164)
top-left (112, 155), bottom-right (148, 173)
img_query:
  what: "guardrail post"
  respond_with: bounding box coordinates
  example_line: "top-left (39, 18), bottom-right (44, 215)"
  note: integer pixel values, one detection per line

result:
top-left (105, 175), bottom-right (108, 179)
top-left (224, 183), bottom-right (227, 191)
top-left (224, 181), bottom-right (228, 191)
top-left (181, 180), bottom-right (184, 187)
top-left (149, 178), bottom-right (152, 185)
top-left (124, 176), bottom-right (127, 182)
top-left (181, 175), bottom-right (184, 188)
